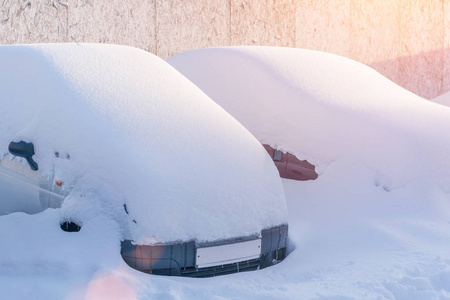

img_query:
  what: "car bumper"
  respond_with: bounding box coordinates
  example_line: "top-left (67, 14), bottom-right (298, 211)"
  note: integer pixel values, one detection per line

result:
top-left (121, 224), bottom-right (288, 277)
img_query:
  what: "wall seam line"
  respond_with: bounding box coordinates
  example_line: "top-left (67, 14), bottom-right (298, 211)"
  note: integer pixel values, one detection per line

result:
top-left (229, 0), bottom-right (231, 45)
top-left (293, 0), bottom-right (296, 47)
top-left (155, 0), bottom-right (158, 56)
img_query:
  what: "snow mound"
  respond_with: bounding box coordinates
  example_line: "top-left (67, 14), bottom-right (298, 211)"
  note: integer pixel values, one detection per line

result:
top-left (0, 44), bottom-right (286, 243)
top-left (168, 47), bottom-right (450, 190)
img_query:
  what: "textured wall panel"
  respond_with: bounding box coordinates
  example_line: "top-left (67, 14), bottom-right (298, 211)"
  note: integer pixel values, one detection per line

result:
top-left (0, 0), bottom-right (68, 44)
top-left (230, 0), bottom-right (295, 47)
top-left (68, 0), bottom-right (156, 53)
top-left (1, 0), bottom-right (448, 99)
top-left (295, 0), bottom-right (351, 58)
top-left (397, 0), bottom-right (444, 99)
top-left (350, 0), bottom-right (402, 86)
top-left (156, 0), bottom-right (230, 60)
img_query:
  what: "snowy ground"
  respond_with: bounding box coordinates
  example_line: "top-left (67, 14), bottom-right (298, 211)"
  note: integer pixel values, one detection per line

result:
top-left (2, 45), bottom-right (450, 299)
top-left (3, 168), bottom-right (450, 300)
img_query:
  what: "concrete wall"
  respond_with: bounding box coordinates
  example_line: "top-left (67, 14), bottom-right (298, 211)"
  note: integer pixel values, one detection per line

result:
top-left (0, 0), bottom-right (448, 99)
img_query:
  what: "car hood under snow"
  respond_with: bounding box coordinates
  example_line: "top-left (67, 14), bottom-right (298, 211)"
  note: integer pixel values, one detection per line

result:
top-left (0, 44), bottom-right (287, 244)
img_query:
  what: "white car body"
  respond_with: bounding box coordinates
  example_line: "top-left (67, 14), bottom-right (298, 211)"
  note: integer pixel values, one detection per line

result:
top-left (0, 154), bottom-right (62, 215)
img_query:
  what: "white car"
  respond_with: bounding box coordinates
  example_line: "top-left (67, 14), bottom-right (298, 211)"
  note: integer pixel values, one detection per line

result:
top-left (0, 44), bottom-right (288, 277)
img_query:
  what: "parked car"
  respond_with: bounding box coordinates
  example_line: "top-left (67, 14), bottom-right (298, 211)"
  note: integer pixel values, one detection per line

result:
top-left (0, 44), bottom-right (288, 277)
top-left (167, 47), bottom-right (321, 182)
top-left (263, 145), bottom-right (318, 181)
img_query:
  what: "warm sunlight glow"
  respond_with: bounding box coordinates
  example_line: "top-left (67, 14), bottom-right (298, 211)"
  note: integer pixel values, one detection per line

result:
top-left (83, 274), bottom-right (137, 300)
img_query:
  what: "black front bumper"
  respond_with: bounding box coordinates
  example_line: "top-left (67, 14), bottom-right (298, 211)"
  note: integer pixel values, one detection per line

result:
top-left (121, 224), bottom-right (288, 277)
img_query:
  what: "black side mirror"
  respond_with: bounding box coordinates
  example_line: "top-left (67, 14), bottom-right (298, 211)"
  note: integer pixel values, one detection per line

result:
top-left (8, 141), bottom-right (39, 171)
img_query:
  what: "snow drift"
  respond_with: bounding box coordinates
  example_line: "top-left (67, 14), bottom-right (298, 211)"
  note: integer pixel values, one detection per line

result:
top-left (168, 47), bottom-right (450, 191)
top-left (0, 44), bottom-right (287, 244)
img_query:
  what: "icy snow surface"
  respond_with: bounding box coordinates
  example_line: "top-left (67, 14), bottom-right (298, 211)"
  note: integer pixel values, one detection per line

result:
top-left (0, 44), bottom-right (286, 244)
top-left (3, 45), bottom-right (450, 299)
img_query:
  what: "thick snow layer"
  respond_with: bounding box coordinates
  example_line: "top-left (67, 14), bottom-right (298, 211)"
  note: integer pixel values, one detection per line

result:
top-left (168, 47), bottom-right (450, 191)
top-left (0, 44), bottom-right (286, 243)
top-left (4, 45), bottom-right (450, 299)
top-left (3, 174), bottom-right (450, 299)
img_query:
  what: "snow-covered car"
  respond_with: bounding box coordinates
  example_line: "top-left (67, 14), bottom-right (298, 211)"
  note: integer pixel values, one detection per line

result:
top-left (168, 46), bottom-right (438, 188)
top-left (167, 47), bottom-right (323, 182)
top-left (0, 44), bottom-right (288, 277)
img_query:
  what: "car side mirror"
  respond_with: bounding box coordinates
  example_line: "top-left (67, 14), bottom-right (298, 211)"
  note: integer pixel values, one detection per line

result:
top-left (8, 141), bottom-right (39, 171)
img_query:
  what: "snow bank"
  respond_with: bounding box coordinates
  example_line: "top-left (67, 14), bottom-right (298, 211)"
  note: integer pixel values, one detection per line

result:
top-left (168, 47), bottom-right (450, 190)
top-left (0, 44), bottom-right (286, 243)
top-left (5, 172), bottom-right (450, 300)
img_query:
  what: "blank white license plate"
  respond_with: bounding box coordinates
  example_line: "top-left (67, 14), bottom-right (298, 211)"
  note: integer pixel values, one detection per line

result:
top-left (196, 239), bottom-right (261, 268)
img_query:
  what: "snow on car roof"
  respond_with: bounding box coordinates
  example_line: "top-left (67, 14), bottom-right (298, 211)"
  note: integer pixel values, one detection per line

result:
top-left (168, 46), bottom-right (450, 191)
top-left (0, 44), bottom-right (287, 244)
